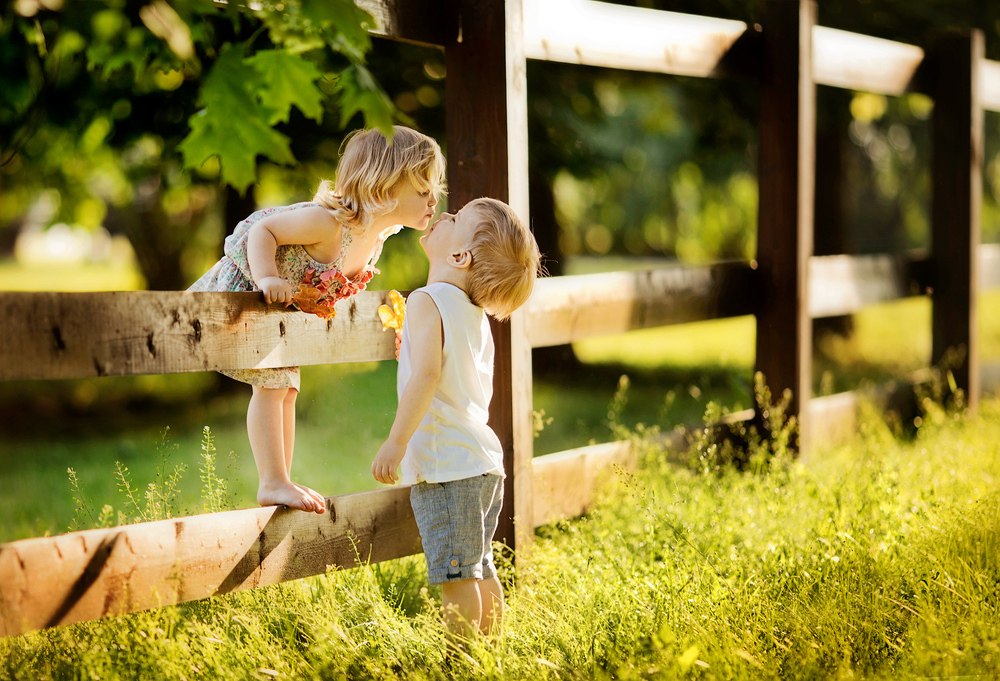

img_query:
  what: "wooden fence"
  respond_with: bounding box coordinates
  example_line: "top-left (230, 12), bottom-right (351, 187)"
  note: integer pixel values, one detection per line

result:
top-left (2, 0), bottom-right (999, 638)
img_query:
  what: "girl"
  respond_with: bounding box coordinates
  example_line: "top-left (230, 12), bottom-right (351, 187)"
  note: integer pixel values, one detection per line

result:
top-left (189, 125), bottom-right (445, 514)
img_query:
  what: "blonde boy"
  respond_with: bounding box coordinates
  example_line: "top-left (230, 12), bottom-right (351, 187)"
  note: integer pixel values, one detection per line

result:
top-left (371, 197), bottom-right (541, 637)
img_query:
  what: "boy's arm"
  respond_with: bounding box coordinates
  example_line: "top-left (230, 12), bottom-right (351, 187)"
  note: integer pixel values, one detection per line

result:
top-left (371, 292), bottom-right (443, 484)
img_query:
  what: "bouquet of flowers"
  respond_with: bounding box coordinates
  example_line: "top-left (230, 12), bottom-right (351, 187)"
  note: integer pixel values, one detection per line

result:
top-left (290, 267), bottom-right (374, 320)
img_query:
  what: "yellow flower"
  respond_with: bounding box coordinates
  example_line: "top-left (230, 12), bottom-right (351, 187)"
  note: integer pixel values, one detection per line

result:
top-left (378, 289), bottom-right (406, 331)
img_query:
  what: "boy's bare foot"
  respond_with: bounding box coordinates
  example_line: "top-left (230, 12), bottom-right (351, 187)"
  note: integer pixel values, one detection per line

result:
top-left (258, 481), bottom-right (325, 513)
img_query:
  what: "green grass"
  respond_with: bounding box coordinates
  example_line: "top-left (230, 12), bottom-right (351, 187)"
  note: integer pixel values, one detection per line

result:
top-left (2, 394), bottom-right (998, 679)
top-left (0, 258), bottom-right (144, 291)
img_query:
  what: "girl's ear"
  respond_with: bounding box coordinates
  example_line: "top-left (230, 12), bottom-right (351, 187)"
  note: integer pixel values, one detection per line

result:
top-left (448, 249), bottom-right (473, 269)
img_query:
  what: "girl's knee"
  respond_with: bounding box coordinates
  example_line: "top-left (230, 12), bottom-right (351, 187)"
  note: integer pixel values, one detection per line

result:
top-left (251, 386), bottom-right (290, 403)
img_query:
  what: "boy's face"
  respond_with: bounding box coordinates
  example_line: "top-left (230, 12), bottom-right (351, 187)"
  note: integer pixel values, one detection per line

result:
top-left (392, 177), bottom-right (438, 230)
top-left (420, 203), bottom-right (480, 263)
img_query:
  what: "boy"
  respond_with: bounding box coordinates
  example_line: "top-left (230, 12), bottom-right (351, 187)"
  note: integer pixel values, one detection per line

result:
top-left (371, 197), bottom-right (541, 637)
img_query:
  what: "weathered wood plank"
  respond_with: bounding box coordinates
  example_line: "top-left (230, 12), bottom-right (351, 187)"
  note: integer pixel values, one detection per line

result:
top-left (755, 0), bottom-right (816, 435)
top-left (531, 442), bottom-right (635, 528)
top-left (522, 0), bottom-right (752, 78)
top-left (0, 290), bottom-right (397, 381)
top-left (445, 0), bottom-right (533, 552)
top-left (981, 243), bottom-right (1000, 290)
top-left (355, 0), bottom-right (448, 46)
top-left (805, 381), bottom-right (919, 457)
top-left (812, 26), bottom-right (925, 95)
top-left (523, 262), bottom-right (757, 348)
top-left (980, 59), bottom-right (1000, 112)
top-left (808, 253), bottom-right (927, 317)
top-left (930, 30), bottom-right (983, 406)
top-left (0, 487), bottom-right (420, 638)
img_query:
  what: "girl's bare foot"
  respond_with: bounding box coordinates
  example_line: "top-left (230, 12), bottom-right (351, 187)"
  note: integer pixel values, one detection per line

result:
top-left (294, 483), bottom-right (327, 511)
top-left (258, 481), bottom-right (325, 513)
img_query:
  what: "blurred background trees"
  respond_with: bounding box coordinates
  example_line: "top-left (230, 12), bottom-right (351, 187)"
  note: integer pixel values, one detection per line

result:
top-left (3, 0), bottom-right (999, 292)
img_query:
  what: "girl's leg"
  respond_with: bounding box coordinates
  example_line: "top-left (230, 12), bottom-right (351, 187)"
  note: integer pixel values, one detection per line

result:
top-left (440, 579), bottom-right (482, 637)
top-left (477, 575), bottom-right (505, 636)
top-left (247, 386), bottom-right (322, 513)
top-left (281, 389), bottom-right (325, 508)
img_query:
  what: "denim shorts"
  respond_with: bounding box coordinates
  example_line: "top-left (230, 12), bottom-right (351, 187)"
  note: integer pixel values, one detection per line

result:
top-left (410, 474), bottom-right (504, 585)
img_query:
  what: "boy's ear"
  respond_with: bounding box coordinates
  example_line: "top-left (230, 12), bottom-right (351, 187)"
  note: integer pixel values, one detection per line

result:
top-left (448, 249), bottom-right (473, 269)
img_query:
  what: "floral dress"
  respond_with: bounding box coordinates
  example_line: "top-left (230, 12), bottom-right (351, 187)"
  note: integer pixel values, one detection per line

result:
top-left (188, 201), bottom-right (395, 390)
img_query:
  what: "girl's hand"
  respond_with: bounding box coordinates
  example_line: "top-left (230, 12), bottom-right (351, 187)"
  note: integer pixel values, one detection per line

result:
top-left (259, 276), bottom-right (294, 305)
top-left (372, 441), bottom-right (406, 484)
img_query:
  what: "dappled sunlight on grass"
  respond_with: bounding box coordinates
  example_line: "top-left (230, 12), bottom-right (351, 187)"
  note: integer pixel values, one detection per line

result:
top-left (2, 395), bottom-right (998, 679)
top-left (0, 258), bottom-right (144, 291)
top-left (574, 314), bottom-right (755, 370)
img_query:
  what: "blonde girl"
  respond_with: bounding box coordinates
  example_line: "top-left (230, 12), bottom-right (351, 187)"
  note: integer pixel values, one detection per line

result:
top-left (190, 126), bottom-right (445, 513)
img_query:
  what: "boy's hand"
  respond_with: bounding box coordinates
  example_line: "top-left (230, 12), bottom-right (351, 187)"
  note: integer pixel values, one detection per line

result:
top-left (372, 441), bottom-right (406, 484)
top-left (259, 276), bottom-right (294, 305)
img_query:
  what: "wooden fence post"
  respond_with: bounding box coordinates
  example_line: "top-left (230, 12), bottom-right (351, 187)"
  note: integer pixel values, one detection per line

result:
top-left (755, 0), bottom-right (816, 449)
top-left (444, 0), bottom-right (534, 552)
top-left (930, 29), bottom-right (983, 408)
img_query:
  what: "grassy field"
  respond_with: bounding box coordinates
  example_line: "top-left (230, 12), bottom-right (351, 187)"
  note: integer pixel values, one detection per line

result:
top-left (1, 393), bottom-right (997, 679)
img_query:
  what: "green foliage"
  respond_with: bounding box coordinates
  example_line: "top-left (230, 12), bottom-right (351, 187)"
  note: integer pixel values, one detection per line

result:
top-left (179, 44), bottom-right (298, 191)
top-left (4, 395), bottom-right (999, 678)
top-left (197, 425), bottom-right (231, 514)
top-left (688, 372), bottom-right (798, 474)
top-left (0, 0), bottom-right (398, 290)
top-left (64, 426), bottom-right (231, 532)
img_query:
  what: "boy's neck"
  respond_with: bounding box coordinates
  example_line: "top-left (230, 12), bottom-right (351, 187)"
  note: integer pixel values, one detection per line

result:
top-left (425, 263), bottom-right (469, 295)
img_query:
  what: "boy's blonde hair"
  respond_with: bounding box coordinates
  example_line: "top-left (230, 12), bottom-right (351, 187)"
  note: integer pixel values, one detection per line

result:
top-left (465, 198), bottom-right (541, 321)
top-left (314, 125), bottom-right (446, 228)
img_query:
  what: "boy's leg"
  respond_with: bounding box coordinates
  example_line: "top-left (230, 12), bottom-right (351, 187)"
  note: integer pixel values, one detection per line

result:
top-left (247, 386), bottom-right (321, 513)
top-left (477, 575), bottom-right (504, 636)
top-left (440, 579), bottom-right (482, 637)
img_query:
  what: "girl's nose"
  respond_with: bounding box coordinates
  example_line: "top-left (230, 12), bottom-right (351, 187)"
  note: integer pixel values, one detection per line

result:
top-left (428, 194), bottom-right (438, 207)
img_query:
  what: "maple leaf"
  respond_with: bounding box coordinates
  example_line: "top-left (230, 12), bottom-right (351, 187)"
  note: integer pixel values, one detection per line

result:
top-left (247, 50), bottom-right (324, 125)
top-left (331, 64), bottom-right (394, 135)
top-left (178, 44), bottom-right (295, 192)
top-left (299, 0), bottom-right (374, 62)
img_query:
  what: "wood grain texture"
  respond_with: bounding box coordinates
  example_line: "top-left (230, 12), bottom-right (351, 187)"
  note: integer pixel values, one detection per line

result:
top-left (524, 262), bottom-right (758, 348)
top-left (531, 442), bottom-right (635, 528)
top-left (808, 253), bottom-right (927, 317)
top-left (522, 0), bottom-right (752, 79)
top-left (812, 26), bottom-right (925, 95)
top-left (755, 0), bottom-right (816, 428)
top-left (0, 290), bottom-right (397, 380)
top-left (0, 487), bottom-right (420, 638)
top-left (355, 0), bottom-right (448, 46)
top-left (979, 59), bottom-right (1000, 112)
top-left (930, 30), bottom-right (983, 405)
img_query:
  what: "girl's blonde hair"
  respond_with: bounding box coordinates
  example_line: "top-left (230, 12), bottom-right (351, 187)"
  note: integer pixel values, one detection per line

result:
top-left (313, 126), bottom-right (446, 228)
top-left (465, 198), bottom-right (541, 321)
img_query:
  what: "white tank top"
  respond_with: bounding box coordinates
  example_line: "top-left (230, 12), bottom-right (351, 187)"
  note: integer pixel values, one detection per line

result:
top-left (398, 282), bottom-right (505, 484)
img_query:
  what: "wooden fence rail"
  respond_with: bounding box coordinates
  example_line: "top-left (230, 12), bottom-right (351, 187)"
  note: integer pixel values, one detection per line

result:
top-left (3, 0), bottom-right (1000, 639)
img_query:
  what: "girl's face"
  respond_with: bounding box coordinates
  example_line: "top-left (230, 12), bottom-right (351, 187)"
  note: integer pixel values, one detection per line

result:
top-left (390, 177), bottom-right (438, 230)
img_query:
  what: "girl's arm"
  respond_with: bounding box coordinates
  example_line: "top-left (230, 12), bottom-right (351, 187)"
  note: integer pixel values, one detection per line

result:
top-left (247, 205), bottom-right (337, 303)
top-left (371, 292), bottom-right (442, 484)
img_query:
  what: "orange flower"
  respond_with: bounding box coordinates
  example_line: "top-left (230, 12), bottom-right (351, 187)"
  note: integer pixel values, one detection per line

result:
top-left (291, 284), bottom-right (337, 319)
